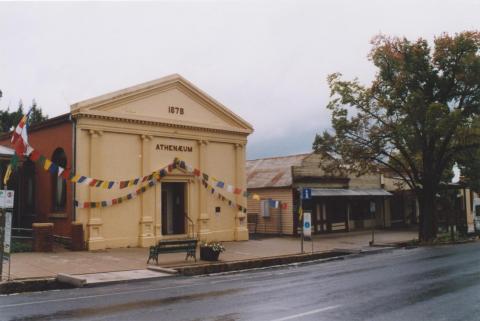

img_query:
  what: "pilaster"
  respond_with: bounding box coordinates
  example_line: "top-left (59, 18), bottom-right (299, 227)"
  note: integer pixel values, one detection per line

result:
top-left (197, 139), bottom-right (211, 240)
top-left (234, 143), bottom-right (248, 240)
top-left (86, 129), bottom-right (106, 250)
top-left (139, 134), bottom-right (155, 247)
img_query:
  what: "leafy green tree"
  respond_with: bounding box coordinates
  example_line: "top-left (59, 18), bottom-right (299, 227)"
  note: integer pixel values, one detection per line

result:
top-left (0, 99), bottom-right (48, 133)
top-left (313, 32), bottom-right (480, 242)
top-left (455, 119), bottom-right (480, 191)
top-left (28, 99), bottom-right (48, 125)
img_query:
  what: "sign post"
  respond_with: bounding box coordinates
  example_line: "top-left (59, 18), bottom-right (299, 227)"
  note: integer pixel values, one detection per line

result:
top-left (303, 211), bottom-right (314, 253)
top-left (0, 190), bottom-right (14, 280)
top-left (369, 201), bottom-right (376, 246)
top-left (300, 188), bottom-right (312, 254)
top-left (303, 212), bottom-right (312, 238)
top-left (0, 210), bottom-right (4, 278)
top-left (3, 211), bottom-right (11, 280)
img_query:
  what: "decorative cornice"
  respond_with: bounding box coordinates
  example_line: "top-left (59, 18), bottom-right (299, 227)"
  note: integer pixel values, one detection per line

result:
top-left (77, 124), bottom-right (247, 146)
top-left (73, 112), bottom-right (250, 136)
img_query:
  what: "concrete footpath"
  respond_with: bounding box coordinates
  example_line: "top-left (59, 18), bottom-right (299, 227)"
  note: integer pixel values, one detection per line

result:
top-left (4, 229), bottom-right (417, 282)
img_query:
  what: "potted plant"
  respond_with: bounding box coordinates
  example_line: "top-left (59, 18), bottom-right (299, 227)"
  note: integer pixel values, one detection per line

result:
top-left (199, 241), bottom-right (225, 261)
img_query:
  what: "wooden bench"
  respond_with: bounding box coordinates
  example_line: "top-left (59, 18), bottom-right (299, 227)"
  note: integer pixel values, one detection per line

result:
top-left (147, 239), bottom-right (197, 265)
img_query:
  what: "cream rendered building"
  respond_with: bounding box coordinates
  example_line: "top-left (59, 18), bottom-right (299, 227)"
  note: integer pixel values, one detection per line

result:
top-left (71, 74), bottom-right (253, 250)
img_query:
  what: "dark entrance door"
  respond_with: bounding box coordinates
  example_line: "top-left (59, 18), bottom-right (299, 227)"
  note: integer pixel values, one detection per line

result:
top-left (326, 198), bottom-right (347, 232)
top-left (161, 182), bottom-right (186, 235)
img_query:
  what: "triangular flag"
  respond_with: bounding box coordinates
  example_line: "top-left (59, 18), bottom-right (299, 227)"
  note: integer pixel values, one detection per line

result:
top-left (43, 159), bottom-right (52, 171)
top-left (29, 150), bottom-right (41, 162)
top-left (48, 163), bottom-right (58, 174)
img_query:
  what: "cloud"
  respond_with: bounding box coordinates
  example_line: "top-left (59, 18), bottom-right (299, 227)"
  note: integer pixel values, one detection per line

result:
top-left (0, 0), bottom-right (478, 159)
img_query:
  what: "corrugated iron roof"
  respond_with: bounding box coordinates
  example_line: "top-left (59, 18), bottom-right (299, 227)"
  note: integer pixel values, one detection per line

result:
top-left (246, 153), bottom-right (310, 188)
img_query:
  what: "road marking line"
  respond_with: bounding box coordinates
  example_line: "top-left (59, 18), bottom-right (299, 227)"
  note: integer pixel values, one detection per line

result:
top-left (0, 283), bottom-right (193, 308)
top-left (0, 271), bottom-right (272, 309)
top-left (268, 305), bottom-right (340, 321)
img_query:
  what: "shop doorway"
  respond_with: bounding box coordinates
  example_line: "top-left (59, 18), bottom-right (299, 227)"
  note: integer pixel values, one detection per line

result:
top-left (325, 199), bottom-right (348, 232)
top-left (161, 182), bottom-right (186, 235)
top-left (314, 201), bottom-right (328, 233)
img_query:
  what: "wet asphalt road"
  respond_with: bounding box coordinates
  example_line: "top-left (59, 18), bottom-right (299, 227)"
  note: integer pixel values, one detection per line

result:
top-left (1, 242), bottom-right (480, 321)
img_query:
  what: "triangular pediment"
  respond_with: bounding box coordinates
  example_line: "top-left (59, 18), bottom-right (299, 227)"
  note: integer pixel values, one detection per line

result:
top-left (71, 74), bottom-right (253, 134)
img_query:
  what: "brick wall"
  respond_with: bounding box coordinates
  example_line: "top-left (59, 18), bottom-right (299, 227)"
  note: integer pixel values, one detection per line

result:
top-left (0, 115), bottom-right (73, 236)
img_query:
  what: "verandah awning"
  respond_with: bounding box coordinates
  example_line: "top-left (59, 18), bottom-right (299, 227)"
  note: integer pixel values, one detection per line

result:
top-left (311, 188), bottom-right (392, 197)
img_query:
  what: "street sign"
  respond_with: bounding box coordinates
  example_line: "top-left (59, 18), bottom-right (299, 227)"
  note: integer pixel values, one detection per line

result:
top-left (0, 190), bottom-right (14, 209)
top-left (303, 211), bottom-right (311, 237)
top-left (302, 188), bottom-right (312, 200)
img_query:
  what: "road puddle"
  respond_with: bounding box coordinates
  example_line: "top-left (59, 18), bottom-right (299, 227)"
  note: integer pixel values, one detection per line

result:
top-left (9, 288), bottom-right (241, 321)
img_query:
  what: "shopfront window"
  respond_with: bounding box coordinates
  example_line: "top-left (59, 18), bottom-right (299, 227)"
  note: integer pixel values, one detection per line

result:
top-left (52, 148), bottom-right (67, 212)
top-left (350, 199), bottom-right (371, 220)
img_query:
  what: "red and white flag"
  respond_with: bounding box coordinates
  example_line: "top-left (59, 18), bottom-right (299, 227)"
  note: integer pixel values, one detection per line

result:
top-left (11, 109), bottom-right (32, 157)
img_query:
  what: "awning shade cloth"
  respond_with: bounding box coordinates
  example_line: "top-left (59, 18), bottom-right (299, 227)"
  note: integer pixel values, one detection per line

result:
top-left (311, 188), bottom-right (392, 197)
top-left (0, 145), bottom-right (14, 157)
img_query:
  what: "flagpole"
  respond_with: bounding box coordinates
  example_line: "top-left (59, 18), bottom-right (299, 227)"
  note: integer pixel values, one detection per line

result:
top-left (2, 182), bottom-right (7, 280)
top-left (5, 186), bottom-right (10, 281)
top-left (4, 107), bottom-right (33, 280)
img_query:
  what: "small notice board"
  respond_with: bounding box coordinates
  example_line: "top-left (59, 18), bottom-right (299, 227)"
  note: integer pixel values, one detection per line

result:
top-left (0, 190), bottom-right (14, 209)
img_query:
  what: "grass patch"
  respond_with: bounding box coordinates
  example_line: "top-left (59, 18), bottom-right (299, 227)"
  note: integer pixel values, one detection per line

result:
top-left (11, 240), bottom-right (33, 253)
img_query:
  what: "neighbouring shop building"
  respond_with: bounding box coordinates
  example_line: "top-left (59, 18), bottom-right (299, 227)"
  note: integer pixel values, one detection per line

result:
top-left (246, 153), bottom-right (392, 235)
top-left (246, 153), bottom-right (478, 236)
top-left (0, 74), bottom-right (253, 250)
top-left (382, 170), bottom-right (476, 234)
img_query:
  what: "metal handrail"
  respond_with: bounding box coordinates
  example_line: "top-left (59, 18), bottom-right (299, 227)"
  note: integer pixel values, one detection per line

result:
top-left (11, 228), bottom-right (32, 232)
top-left (184, 214), bottom-right (196, 240)
top-left (11, 228), bottom-right (33, 240)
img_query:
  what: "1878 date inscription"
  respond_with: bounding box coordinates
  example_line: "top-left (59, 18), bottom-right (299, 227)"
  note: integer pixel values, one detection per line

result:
top-left (168, 106), bottom-right (184, 115)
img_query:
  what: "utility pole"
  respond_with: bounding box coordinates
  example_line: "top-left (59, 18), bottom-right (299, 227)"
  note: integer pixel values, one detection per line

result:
top-left (370, 200), bottom-right (376, 246)
top-left (0, 210), bottom-right (4, 279)
top-left (299, 189), bottom-right (304, 254)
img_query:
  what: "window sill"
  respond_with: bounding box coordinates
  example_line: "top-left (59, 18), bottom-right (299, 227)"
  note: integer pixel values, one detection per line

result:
top-left (48, 212), bottom-right (68, 219)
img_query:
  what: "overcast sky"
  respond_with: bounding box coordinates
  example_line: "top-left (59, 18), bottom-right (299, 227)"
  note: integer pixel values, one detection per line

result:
top-left (0, 0), bottom-right (478, 160)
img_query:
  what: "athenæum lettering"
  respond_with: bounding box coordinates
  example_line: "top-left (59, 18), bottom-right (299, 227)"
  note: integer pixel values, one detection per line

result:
top-left (156, 144), bottom-right (193, 152)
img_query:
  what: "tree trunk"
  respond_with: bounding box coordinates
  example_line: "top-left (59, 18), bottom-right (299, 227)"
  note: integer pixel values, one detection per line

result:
top-left (418, 188), bottom-right (437, 242)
